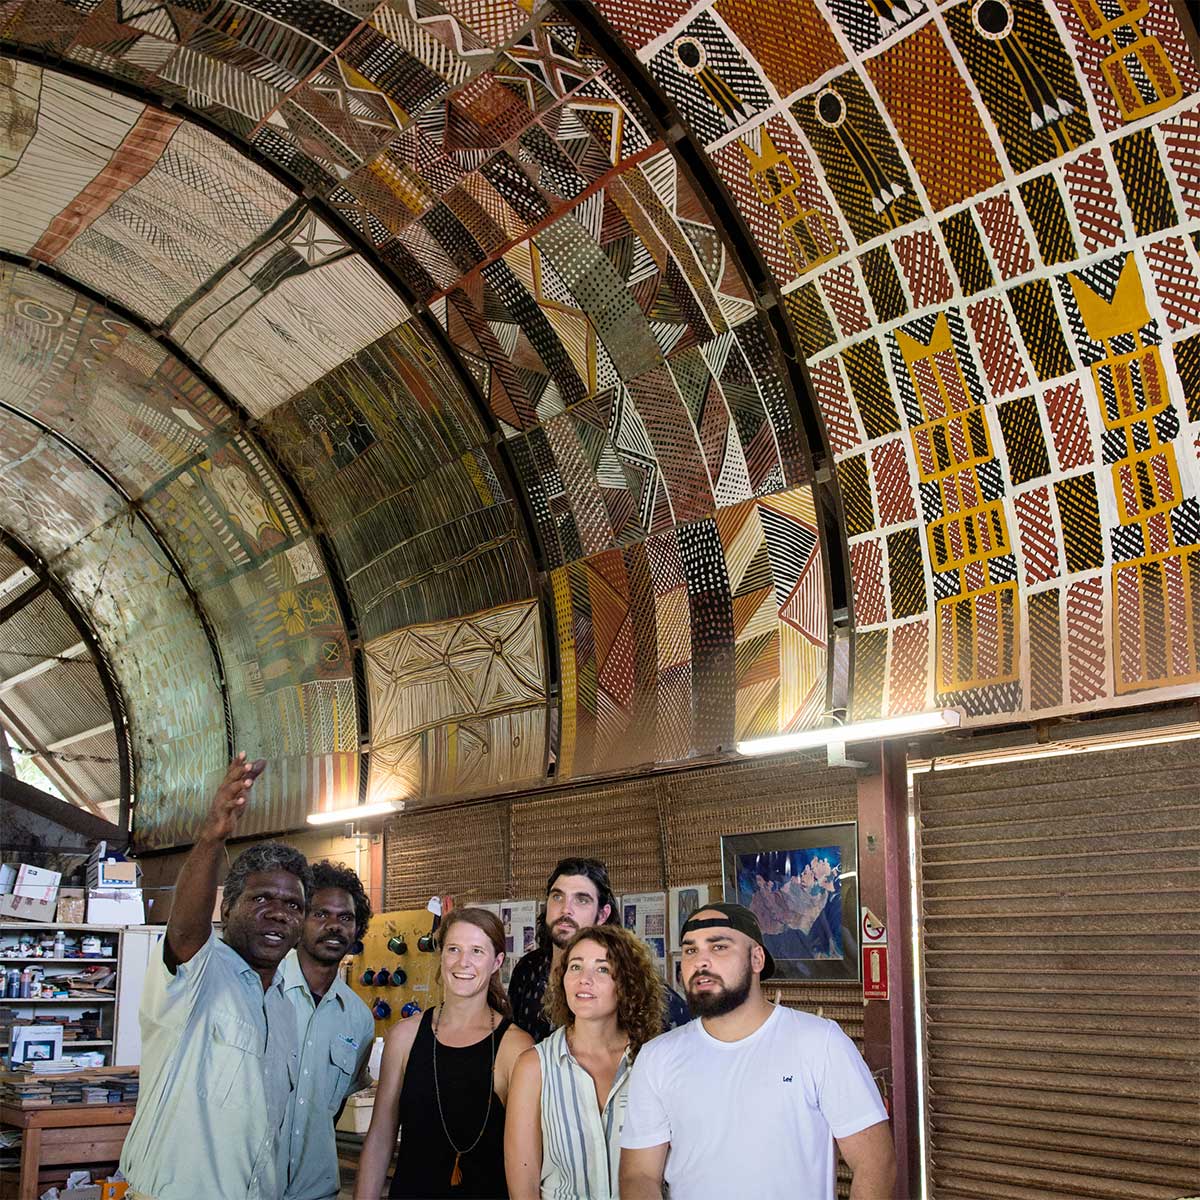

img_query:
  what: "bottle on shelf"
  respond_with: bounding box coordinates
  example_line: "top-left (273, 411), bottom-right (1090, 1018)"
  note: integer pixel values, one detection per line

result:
top-left (54, 930), bottom-right (66, 958)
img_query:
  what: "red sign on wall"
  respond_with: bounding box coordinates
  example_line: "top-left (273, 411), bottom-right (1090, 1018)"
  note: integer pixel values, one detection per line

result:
top-left (862, 944), bottom-right (888, 1000)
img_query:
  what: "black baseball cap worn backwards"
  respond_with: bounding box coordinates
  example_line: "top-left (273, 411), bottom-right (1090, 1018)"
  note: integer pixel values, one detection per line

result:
top-left (680, 902), bottom-right (776, 980)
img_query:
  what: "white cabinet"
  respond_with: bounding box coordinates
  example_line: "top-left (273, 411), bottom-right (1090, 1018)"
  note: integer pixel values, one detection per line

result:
top-left (113, 926), bottom-right (164, 1066)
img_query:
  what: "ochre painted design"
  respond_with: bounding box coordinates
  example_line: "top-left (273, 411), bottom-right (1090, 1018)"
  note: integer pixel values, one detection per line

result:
top-left (1063, 255), bottom-right (1200, 693)
top-left (1, 0), bottom-right (1199, 824)
top-left (364, 600), bottom-right (548, 803)
top-left (740, 129), bottom-right (839, 277)
top-left (895, 313), bottom-right (1019, 701)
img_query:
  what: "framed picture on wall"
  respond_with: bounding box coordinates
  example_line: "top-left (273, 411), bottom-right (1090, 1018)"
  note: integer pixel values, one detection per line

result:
top-left (720, 823), bottom-right (859, 982)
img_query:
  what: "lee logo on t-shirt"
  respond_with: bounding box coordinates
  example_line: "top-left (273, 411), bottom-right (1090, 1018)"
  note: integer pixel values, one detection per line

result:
top-left (782, 1075), bottom-right (793, 1083)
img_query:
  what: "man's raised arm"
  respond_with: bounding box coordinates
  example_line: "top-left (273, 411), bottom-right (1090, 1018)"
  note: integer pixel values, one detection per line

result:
top-left (165, 754), bottom-right (263, 970)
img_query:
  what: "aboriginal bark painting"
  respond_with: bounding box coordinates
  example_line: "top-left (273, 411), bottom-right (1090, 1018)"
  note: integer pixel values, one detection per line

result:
top-left (0, 1), bottom-right (1196, 843)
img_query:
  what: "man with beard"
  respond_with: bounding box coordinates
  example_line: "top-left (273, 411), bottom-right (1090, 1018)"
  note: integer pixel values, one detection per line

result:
top-left (121, 755), bottom-right (311, 1200)
top-left (508, 857), bottom-right (689, 1042)
top-left (282, 861), bottom-right (374, 1200)
top-left (619, 903), bottom-right (895, 1200)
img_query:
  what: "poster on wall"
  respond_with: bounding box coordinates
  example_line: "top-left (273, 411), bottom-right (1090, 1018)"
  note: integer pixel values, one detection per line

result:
top-left (668, 884), bottom-right (710, 953)
top-left (721, 823), bottom-right (860, 982)
top-left (498, 900), bottom-right (538, 987)
top-left (619, 891), bottom-right (668, 970)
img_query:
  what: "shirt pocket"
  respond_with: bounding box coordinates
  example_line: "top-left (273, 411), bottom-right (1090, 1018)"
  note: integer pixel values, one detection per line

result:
top-left (324, 1037), bottom-right (359, 1111)
top-left (208, 1015), bottom-right (265, 1110)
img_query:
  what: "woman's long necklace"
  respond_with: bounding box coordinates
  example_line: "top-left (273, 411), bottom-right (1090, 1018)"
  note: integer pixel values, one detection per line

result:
top-left (431, 1002), bottom-right (498, 1188)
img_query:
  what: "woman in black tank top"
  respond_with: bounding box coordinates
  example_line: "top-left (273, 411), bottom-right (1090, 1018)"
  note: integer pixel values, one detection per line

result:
top-left (354, 909), bottom-right (533, 1200)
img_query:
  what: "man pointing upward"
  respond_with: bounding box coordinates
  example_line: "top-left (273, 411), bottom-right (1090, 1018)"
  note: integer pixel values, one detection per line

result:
top-left (121, 755), bottom-right (312, 1200)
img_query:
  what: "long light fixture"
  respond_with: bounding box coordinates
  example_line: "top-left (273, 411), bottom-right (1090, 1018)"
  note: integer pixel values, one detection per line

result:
top-left (736, 709), bottom-right (961, 757)
top-left (306, 800), bottom-right (404, 826)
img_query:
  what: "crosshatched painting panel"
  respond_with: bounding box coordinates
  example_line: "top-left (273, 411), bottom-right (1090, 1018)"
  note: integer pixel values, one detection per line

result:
top-left (626, 0), bottom-right (1200, 728)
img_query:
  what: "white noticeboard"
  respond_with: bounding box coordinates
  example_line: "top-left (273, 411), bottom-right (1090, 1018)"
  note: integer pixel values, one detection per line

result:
top-left (619, 891), bottom-right (668, 969)
top-left (498, 900), bottom-right (538, 986)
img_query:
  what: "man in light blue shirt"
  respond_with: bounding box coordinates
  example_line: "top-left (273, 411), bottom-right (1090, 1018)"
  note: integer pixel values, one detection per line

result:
top-left (121, 755), bottom-right (311, 1200)
top-left (282, 861), bottom-right (375, 1200)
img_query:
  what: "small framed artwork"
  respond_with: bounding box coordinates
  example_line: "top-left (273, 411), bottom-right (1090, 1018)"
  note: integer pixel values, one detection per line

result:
top-left (668, 885), bottom-right (710, 953)
top-left (11, 1024), bottom-right (63, 1067)
top-left (721, 823), bottom-right (859, 982)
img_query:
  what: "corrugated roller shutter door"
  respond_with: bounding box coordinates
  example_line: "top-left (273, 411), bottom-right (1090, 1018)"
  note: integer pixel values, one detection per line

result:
top-left (914, 740), bottom-right (1200, 1200)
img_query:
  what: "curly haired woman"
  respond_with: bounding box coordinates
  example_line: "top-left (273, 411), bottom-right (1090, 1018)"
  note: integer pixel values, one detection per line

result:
top-left (504, 924), bottom-right (665, 1200)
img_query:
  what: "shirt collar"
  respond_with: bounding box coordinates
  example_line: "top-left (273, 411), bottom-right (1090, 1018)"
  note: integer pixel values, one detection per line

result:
top-left (218, 935), bottom-right (286, 992)
top-left (553, 1025), bottom-right (630, 1067)
top-left (281, 948), bottom-right (347, 1007)
top-left (553, 1026), bottom-right (572, 1060)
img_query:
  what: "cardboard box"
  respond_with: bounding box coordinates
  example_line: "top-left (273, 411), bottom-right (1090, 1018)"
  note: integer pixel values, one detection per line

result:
top-left (87, 859), bottom-right (139, 890)
top-left (86, 888), bottom-right (144, 926)
top-left (335, 1089), bottom-right (376, 1135)
top-left (0, 863), bottom-right (15, 894)
top-left (8, 864), bottom-right (61, 902)
top-left (0, 894), bottom-right (57, 923)
top-left (56, 887), bottom-right (87, 924)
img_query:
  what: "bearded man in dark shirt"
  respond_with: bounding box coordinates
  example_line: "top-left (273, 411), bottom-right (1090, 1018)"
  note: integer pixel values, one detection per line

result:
top-left (508, 855), bottom-right (690, 1042)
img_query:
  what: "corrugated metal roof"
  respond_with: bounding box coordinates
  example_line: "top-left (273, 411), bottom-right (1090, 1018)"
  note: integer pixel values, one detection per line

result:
top-left (0, 561), bottom-right (127, 820)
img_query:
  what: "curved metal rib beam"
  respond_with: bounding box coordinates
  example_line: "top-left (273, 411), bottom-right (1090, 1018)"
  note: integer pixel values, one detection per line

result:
top-left (0, 526), bottom-right (134, 826)
top-left (1, 248), bottom-right (376, 802)
top-left (0, 397), bottom-right (235, 756)
top-left (0, 43), bottom-right (548, 578)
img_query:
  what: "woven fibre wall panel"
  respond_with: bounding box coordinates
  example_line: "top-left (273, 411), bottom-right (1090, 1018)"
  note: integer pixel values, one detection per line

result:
top-left (384, 757), bottom-right (867, 1046)
top-left (384, 803), bottom-right (509, 910)
top-left (510, 776), bottom-right (663, 898)
top-left (663, 755), bottom-right (863, 1038)
top-left (914, 740), bottom-right (1200, 1200)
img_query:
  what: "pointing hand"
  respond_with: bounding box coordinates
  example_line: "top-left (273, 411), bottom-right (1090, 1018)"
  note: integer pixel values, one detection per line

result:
top-left (203, 753), bottom-right (266, 841)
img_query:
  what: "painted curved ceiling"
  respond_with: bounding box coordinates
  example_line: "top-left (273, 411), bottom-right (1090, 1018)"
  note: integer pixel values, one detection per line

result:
top-left (0, 1), bottom-right (1197, 848)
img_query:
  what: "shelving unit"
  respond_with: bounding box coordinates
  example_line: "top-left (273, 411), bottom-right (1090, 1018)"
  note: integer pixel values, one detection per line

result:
top-left (0, 959), bottom-right (117, 965)
top-left (0, 923), bottom-right (126, 1068)
top-left (0, 1040), bottom-right (111, 1049)
top-left (0, 997), bottom-right (116, 1004)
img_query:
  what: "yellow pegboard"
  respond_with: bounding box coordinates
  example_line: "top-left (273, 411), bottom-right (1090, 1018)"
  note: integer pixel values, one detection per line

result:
top-left (349, 907), bottom-right (444, 1037)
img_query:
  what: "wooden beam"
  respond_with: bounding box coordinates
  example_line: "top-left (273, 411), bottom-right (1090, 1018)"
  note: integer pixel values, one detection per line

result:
top-left (0, 702), bottom-right (105, 817)
top-left (46, 720), bottom-right (115, 752)
top-left (0, 641), bottom-right (87, 691)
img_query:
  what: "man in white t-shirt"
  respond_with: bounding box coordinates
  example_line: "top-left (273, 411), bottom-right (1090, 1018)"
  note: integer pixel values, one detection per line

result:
top-left (619, 903), bottom-right (896, 1200)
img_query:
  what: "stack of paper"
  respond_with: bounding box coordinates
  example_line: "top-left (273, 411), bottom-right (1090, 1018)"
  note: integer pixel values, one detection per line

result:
top-left (30, 1059), bottom-right (82, 1074)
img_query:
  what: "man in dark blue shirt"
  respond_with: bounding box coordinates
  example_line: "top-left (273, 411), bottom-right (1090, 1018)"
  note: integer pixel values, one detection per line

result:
top-left (508, 856), bottom-right (690, 1042)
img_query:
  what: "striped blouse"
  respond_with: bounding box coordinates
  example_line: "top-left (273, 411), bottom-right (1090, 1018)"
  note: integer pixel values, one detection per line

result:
top-left (534, 1026), bottom-right (632, 1200)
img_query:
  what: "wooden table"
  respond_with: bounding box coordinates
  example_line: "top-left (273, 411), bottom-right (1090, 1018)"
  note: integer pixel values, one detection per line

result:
top-left (1, 1102), bottom-right (134, 1199)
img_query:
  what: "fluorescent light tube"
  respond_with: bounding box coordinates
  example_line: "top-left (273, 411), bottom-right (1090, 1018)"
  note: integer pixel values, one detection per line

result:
top-left (736, 709), bottom-right (961, 757)
top-left (306, 800), bottom-right (403, 826)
